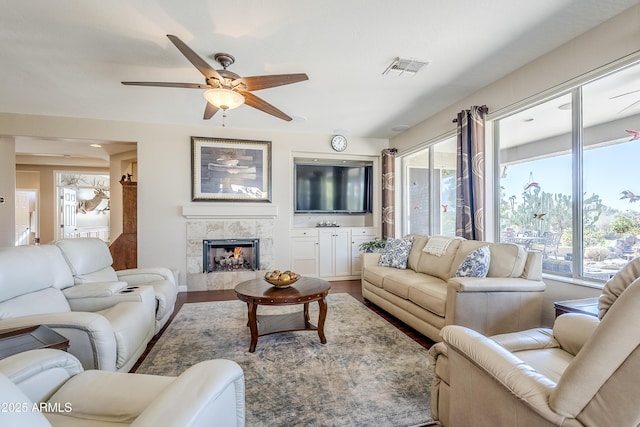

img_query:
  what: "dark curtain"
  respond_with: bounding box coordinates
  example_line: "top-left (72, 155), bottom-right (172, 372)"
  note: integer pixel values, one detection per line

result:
top-left (382, 148), bottom-right (396, 239)
top-left (456, 105), bottom-right (487, 240)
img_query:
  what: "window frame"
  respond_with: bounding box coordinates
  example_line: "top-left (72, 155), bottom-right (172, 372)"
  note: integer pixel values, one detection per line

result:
top-left (492, 56), bottom-right (640, 284)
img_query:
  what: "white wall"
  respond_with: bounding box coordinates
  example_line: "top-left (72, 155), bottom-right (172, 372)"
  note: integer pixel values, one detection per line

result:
top-left (0, 137), bottom-right (16, 246)
top-left (392, 4), bottom-right (640, 152)
top-left (0, 114), bottom-right (387, 285)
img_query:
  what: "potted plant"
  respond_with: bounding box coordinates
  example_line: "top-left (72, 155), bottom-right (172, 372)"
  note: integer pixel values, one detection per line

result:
top-left (359, 237), bottom-right (387, 253)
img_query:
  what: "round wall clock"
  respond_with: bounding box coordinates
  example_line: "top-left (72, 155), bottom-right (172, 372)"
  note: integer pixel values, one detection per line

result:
top-left (331, 135), bottom-right (348, 152)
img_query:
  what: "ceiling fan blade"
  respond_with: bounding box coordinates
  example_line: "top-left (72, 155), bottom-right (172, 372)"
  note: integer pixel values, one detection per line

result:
top-left (242, 92), bottom-right (292, 121)
top-left (610, 89), bottom-right (640, 99)
top-left (618, 98), bottom-right (640, 114)
top-left (233, 73), bottom-right (309, 91)
top-left (166, 34), bottom-right (225, 82)
top-left (121, 81), bottom-right (211, 89)
top-left (204, 102), bottom-right (219, 120)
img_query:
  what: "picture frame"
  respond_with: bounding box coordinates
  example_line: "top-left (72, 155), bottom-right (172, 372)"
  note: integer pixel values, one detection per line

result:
top-left (191, 137), bottom-right (272, 202)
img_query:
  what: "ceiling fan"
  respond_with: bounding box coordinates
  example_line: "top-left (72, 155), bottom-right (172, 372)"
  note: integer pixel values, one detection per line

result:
top-left (122, 34), bottom-right (308, 121)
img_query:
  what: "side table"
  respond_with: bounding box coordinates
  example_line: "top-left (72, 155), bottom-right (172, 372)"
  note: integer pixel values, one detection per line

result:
top-left (0, 325), bottom-right (70, 359)
top-left (554, 297), bottom-right (599, 318)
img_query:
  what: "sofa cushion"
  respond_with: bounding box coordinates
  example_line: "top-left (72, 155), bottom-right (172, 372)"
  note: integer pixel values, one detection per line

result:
top-left (406, 235), bottom-right (429, 271)
top-left (382, 270), bottom-right (431, 299)
top-left (378, 236), bottom-right (414, 269)
top-left (0, 288), bottom-right (71, 319)
top-left (407, 278), bottom-right (448, 317)
top-left (55, 238), bottom-right (119, 283)
top-left (362, 265), bottom-right (398, 288)
top-left (452, 240), bottom-right (526, 278)
top-left (416, 237), bottom-right (462, 281)
top-left (0, 246), bottom-right (74, 301)
top-left (455, 246), bottom-right (491, 278)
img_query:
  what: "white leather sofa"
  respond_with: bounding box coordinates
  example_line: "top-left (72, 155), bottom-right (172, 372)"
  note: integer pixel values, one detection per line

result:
top-left (0, 244), bottom-right (155, 372)
top-left (54, 238), bottom-right (178, 333)
top-left (429, 257), bottom-right (640, 426)
top-left (361, 235), bottom-right (546, 342)
top-left (0, 349), bottom-right (245, 427)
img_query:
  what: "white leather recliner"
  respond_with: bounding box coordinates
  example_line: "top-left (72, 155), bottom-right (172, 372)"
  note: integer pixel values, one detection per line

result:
top-left (0, 244), bottom-right (155, 372)
top-left (54, 238), bottom-right (178, 333)
top-left (429, 257), bottom-right (640, 426)
top-left (0, 349), bottom-right (245, 427)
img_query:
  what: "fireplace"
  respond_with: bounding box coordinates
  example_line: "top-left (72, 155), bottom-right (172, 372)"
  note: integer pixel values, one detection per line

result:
top-left (203, 239), bottom-right (260, 273)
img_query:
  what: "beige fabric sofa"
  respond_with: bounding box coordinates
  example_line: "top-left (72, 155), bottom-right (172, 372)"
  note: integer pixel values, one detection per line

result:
top-left (361, 235), bottom-right (546, 342)
top-left (0, 349), bottom-right (245, 426)
top-left (429, 257), bottom-right (640, 426)
top-left (0, 244), bottom-right (155, 372)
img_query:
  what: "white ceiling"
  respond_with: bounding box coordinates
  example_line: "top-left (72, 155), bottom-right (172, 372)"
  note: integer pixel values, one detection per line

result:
top-left (2, 0), bottom-right (639, 164)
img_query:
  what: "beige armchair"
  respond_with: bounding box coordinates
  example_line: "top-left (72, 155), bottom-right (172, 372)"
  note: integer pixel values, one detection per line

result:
top-left (0, 349), bottom-right (245, 427)
top-left (429, 258), bottom-right (640, 426)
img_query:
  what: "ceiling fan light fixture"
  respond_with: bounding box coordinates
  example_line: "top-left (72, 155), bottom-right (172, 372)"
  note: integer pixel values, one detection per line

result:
top-left (203, 88), bottom-right (245, 110)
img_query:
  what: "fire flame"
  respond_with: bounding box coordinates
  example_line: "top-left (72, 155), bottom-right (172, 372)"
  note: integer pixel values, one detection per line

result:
top-left (233, 247), bottom-right (242, 259)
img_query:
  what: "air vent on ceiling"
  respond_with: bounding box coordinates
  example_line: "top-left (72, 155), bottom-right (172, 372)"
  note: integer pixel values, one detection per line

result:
top-left (382, 57), bottom-right (429, 77)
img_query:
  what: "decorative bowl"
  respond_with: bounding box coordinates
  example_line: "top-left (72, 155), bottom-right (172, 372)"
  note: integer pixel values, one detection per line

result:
top-left (264, 273), bottom-right (300, 288)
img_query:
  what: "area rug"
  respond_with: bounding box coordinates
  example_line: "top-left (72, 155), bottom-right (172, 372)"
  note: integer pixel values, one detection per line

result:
top-left (136, 293), bottom-right (434, 427)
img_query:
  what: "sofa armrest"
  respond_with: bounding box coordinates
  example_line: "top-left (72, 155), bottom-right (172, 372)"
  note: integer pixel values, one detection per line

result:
top-left (442, 325), bottom-right (565, 425)
top-left (0, 313), bottom-right (117, 371)
top-left (0, 349), bottom-right (83, 403)
top-left (552, 313), bottom-right (600, 356)
top-left (63, 281), bottom-right (128, 299)
top-left (490, 328), bottom-right (558, 352)
top-left (117, 267), bottom-right (177, 286)
top-left (446, 277), bottom-right (545, 335)
top-left (448, 276), bottom-right (546, 292)
top-left (361, 253), bottom-right (382, 268)
top-left (132, 359), bottom-right (245, 427)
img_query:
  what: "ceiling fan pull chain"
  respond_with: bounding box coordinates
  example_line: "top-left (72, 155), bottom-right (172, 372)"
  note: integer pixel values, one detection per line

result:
top-left (222, 110), bottom-right (227, 127)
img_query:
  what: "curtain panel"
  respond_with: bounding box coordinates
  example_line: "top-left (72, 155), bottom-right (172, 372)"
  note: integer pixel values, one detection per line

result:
top-left (456, 106), bottom-right (487, 240)
top-left (381, 148), bottom-right (396, 239)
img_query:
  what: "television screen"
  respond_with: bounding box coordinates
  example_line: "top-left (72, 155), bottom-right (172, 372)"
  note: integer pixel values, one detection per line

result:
top-left (295, 163), bottom-right (372, 213)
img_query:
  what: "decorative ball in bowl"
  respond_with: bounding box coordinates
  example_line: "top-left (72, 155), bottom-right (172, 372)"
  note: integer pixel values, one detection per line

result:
top-left (264, 270), bottom-right (300, 287)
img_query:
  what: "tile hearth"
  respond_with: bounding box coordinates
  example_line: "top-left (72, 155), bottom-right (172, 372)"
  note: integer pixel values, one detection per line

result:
top-left (186, 219), bottom-right (274, 291)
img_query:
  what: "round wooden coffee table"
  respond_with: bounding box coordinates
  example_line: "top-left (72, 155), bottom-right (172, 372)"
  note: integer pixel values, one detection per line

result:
top-left (235, 276), bottom-right (331, 353)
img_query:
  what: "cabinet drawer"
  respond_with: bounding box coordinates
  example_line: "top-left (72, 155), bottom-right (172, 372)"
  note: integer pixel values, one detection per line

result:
top-left (350, 228), bottom-right (376, 237)
top-left (291, 228), bottom-right (318, 238)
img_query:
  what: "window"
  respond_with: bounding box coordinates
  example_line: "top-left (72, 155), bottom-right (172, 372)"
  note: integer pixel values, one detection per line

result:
top-left (497, 60), bottom-right (640, 281)
top-left (402, 136), bottom-right (456, 236)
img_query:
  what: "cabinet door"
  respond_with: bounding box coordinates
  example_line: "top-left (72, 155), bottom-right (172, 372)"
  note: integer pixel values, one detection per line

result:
top-left (351, 235), bottom-right (372, 275)
top-left (291, 237), bottom-right (319, 277)
top-left (333, 229), bottom-right (351, 277)
top-left (318, 230), bottom-right (335, 278)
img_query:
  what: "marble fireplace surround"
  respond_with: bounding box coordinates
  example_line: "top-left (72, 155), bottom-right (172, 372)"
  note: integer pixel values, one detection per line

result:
top-left (183, 206), bottom-right (277, 291)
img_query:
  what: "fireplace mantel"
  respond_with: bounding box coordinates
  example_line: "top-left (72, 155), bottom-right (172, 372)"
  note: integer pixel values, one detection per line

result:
top-left (181, 205), bottom-right (278, 219)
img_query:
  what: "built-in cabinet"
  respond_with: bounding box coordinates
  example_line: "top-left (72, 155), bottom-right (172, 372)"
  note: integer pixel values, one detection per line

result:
top-left (319, 228), bottom-right (351, 277)
top-left (290, 227), bottom-right (377, 280)
top-left (290, 229), bottom-right (319, 277)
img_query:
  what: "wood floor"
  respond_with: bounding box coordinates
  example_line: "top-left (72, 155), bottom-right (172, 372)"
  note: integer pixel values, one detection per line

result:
top-left (131, 279), bottom-right (435, 372)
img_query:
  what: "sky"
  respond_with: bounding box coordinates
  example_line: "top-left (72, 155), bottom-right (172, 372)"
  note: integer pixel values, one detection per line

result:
top-left (501, 139), bottom-right (640, 213)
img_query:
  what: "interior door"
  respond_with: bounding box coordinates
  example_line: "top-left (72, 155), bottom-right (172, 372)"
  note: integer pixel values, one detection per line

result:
top-left (14, 191), bottom-right (31, 245)
top-left (61, 187), bottom-right (78, 238)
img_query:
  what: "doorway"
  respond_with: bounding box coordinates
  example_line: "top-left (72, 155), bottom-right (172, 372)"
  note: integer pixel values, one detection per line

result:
top-left (54, 171), bottom-right (110, 242)
top-left (15, 189), bottom-right (37, 245)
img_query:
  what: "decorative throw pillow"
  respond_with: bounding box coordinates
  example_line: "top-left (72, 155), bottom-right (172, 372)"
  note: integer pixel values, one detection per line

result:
top-left (455, 246), bottom-right (491, 277)
top-left (378, 237), bottom-right (414, 269)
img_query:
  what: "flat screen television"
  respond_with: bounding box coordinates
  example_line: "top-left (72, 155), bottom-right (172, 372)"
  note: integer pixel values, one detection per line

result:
top-left (294, 162), bottom-right (373, 213)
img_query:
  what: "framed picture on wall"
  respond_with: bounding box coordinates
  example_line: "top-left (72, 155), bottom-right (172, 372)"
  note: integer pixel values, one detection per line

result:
top-left (191, 137), bottom-right (272, 202)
